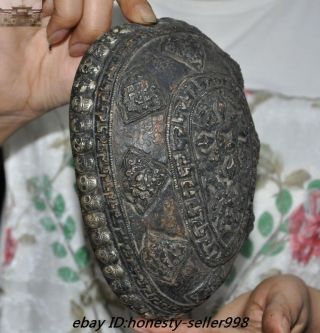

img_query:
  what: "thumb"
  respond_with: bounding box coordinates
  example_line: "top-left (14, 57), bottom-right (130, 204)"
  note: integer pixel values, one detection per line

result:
top-left (244, 275), bottom-right (309, 333)
top-left (242, 280), bottom-right (288, 333)
top-left (262, 292), bottom-right (291, 333)
top-left (262, 275), bottom-right (311, 333)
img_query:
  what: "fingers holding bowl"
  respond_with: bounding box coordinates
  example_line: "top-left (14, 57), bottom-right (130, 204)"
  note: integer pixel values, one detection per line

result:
top-left (117, 0), bottom-right (157, 24)
top-left (46, 0), bottom-right (157, 57)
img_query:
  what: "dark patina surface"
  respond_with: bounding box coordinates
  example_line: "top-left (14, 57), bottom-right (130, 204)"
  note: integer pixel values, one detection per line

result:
top-left (69, 18), bottom-right (260, 318)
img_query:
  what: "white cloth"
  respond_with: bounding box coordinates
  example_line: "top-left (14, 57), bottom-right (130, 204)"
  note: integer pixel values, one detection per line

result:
top-left (149, 0), bottom-right (320, 98)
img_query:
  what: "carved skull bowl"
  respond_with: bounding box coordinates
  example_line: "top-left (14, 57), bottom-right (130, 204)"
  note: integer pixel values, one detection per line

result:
top-left (70, 18), bottom-right (260, 318)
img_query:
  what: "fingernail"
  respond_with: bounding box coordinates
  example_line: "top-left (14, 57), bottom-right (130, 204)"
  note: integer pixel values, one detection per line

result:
top-left (281, 317), bottom-right (290, 333)
top-left (69, 43), bottom-right (90, 57)
top-left (48, 28), bottom-right (69, 45)
top-left (136, 4), bottom-right (157, 24)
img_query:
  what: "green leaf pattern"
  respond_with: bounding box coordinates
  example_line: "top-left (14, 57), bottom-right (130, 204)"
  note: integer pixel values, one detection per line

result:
top-left (40, 217), bottom-right (56, 232)
top-left (27, 175), bottom-right (53, 211)
top-left (64, 216), bottom-right (76, 241)
top-left (51, 242), bottom-right (67, 258)
top-left (308, 179), bottom-right (320, 190)
top-left (75, 246), bottom-right (91, 269)
top-left (53, 194), bottom-right (65, 218)
top-left (258, 212), bottom-right (274, 237)
top-left (27, 173), bottom-right (84, 285)
top-left (240, 238), bottom-right (254, 258)
top-left (58, 267), bottom-right (80, 283)
top-left (276, 189), bottom-right (293, 214)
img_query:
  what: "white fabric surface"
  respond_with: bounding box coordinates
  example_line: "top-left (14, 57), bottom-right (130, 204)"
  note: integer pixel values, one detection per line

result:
top-left (149, 0), bottom-right (320, 98)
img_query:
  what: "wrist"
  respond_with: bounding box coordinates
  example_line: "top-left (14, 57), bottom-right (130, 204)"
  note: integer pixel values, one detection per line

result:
top-left (308, 286), bottom-right (320, 333)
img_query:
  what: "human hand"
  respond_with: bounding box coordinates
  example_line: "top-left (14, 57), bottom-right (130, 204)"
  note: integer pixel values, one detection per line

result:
top-left (133, 275), bottom-right (320, 333)
top-left (212, 274), bottom-right (318, 333)
top-left (0, 0), bottom-right (156, 144)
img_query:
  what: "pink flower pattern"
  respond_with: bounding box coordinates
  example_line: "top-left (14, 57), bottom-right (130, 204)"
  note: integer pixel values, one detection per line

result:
top-left (289, 190), bottom-right (320, 264)
top-left (3, 227), bottom-right (17, 266)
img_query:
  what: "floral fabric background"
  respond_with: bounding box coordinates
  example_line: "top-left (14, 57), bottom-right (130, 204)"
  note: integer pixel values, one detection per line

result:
top-left (0, 90), bottom-right (319, 332)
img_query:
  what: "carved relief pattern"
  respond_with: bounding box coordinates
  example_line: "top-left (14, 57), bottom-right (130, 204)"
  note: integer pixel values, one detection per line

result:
top-left (167, 74), bottom-right (258, 267)
top-left (70, 18), bottom-right (260, 318)
top-left (101, 27), bottom-right (198, 315)
top-left (119, 67), bottom-right (166, 124)
top-left (121, 148), bottom-right (168, 215)
top-left (162, 34), bottom-right (205, 71)
top-left (141, 230), bottom-right (189, 285)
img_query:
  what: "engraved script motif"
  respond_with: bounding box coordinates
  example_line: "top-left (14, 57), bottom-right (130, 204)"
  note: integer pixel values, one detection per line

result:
top-left (121, 148), bottom-right (168, 215)
top-left (192, 91), bottom-right (253, 253)
top-left (119, 67), bottom-right (166, 124)
top-left (167, 74), bottom-right (257, 267)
